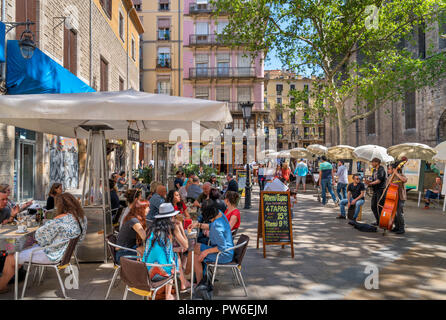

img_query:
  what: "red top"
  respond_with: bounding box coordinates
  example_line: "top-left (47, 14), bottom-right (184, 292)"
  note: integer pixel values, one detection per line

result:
top-left (282, 168), bottom-right (291, 181)
top-left (224, 208), bottom-right (241, 230)
top-left (174, 202), bottom-right (187, 216)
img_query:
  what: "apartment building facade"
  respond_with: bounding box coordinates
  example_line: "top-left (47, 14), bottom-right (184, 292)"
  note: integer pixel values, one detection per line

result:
top-left (264, 70), bottom-right (324, 150)
top-left (137, 0), bottom-right (183, 96)
top-left (0, 0), bottom-right (143, 201)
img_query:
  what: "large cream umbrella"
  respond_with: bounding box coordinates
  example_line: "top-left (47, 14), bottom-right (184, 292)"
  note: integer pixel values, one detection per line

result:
top-left (327, 145), bottom-right (355, 160)
top-left (306, 144), bottom-right (328, 156)
top-left (387, 142), bottom-right (437, 161)
top-left (277, 150), bottom-right (291, 158)
top-left (353, 145), bottom-right (394, 163)
top-left (290, 147), bottom-right (313, 159)
top-left (433, 141), bottom-right (446, 163)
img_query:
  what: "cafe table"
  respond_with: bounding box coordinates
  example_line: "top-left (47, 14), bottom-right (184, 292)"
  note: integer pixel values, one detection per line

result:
top-left (0, 224), bottom-right (39, 300)
top-left (173, 230), bottom-right (197, 300)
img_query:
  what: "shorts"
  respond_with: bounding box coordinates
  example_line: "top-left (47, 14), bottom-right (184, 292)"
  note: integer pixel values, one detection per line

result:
top-left (18, 244), bottom-right (53, 265)
top-left (296, 175), bottom-right (306, 185)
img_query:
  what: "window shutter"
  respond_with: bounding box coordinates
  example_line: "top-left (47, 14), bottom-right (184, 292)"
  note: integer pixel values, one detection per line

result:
top-left (217, 53), bottom-right (230, 62)
top-left (158, 18), bottom-right (170, 28)
top-left (216, 21), bottom-right (229, 34)
top-left (237, 54), bottom-right (251, 67)
top-left (195, 54), bottom-right (209, 64)
top-left (216, 87), bottom-right (230, 101)
top-left (196, 22), bottom-right (209, 35)
top-left (237, 87), bottom-right (251, 102)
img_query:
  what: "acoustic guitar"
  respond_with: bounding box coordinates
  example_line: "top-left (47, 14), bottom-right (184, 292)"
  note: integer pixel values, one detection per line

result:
top-left (378, 160), bottom-right (407, 231)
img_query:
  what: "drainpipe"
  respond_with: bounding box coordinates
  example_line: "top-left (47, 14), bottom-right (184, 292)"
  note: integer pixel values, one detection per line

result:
top-left (1, 0), bottom-right (5, 84)
top-left (89, 0), bottom-right (92, 86)
top-left (127, 6), bottom-right (135, 90)
top-left (178, 0), bottom-right (181, 96)
top-left (2, 0), bottom-right (5, 21)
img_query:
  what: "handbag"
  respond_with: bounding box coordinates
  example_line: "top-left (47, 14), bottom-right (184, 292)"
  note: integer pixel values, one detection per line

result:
top-left (192, 275), bottom-right (214, 300)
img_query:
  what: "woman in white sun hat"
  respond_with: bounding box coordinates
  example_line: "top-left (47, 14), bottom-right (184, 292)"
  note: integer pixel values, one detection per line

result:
top-left (142, 202), bottom-right (191, 299)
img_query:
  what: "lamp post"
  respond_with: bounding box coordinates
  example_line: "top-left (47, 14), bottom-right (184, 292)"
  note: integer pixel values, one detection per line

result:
top-left (240, 101), bottom-right (253, 209)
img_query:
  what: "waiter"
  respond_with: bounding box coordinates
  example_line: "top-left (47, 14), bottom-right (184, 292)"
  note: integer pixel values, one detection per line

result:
top-left (364, 157), bottom-right (387, 226)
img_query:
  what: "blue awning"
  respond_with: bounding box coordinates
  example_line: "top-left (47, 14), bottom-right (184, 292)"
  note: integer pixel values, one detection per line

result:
top-left (6, 40), bottom-right (94, 94)
top-left (0, 22), bottom-right (5, 63)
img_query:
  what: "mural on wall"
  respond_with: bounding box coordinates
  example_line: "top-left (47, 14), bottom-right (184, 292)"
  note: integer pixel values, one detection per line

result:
top-left (49, 135), bottom-right (79, 190)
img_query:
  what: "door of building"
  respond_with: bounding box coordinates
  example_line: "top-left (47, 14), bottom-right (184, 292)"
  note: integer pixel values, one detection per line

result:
top-left (15, 140), bottom-right (35, 201)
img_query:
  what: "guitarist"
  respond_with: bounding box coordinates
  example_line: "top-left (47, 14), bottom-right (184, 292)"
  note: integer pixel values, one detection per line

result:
top-left (386, 161), bottom-right (408, 234)
top-left (364, 158), bottom-right (387, 226)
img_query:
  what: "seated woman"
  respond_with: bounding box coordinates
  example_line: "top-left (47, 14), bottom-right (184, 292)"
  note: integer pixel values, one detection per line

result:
top-left (191, 199), bottom-right (234, 284)
top-left (166, 190), bottom-right (190, 220)
top-left (115, 205), bottom-right (147, 264)
top-left (142, 203), bottom-right (191, 300)
top-left (424, 177), bottom-right (443, 209)
top-left (0, 183), bottom-right (33, 216)
top-left (46, 182), bottom-right (63, 210)
top-left (118, 189), bottom-right (142, 230)
top-left (0, 192), bottom-right (87, 294)
top-left (224, 191), bottom-right (241, 231)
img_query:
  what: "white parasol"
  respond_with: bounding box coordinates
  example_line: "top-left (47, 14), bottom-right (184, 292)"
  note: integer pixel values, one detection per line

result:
top-left (387, 143), bottom-right (437, 162)
top-left (289, 147), bottom-right (313, 159)
top-left (433, 141), bottom-right (446, 163)
top-left (352, 145), bottom-right (394, 163)
top-left (306, 144), bottom-right (328, 156)
top-left (277, 150), bottom-right (291, 158)
top-left (327, 145), bottom-right (355, 160)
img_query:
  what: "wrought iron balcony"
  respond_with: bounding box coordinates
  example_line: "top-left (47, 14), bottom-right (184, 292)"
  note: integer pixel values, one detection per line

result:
top-left (188, 34), bottom-right (231, 46)
top-left (156, 58), bottom-right (171, 68)
top-left (155, 89), bottom-right (173, 95)
top-left (158, 30), bottom-right (170, 41)
top-left (227, 101), bottom-right (265, 112)
top-left (189, 3), bottom-right (216, 14)
top-left (188, 67), bottom-right (256, 79)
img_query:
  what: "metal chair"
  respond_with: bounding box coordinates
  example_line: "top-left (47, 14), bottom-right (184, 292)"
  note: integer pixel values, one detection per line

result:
top-left (104, 234), bottom-right (138, 300)
top-left (206, 234), bottom-right (249, 297)
top-left (120, 256), bottom-right (179, 300)
top-left (21, 237), bottom-right (80, 299)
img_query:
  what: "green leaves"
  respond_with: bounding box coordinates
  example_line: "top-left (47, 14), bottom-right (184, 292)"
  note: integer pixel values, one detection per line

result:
top-left (213, 0), bottom-right (446, 143)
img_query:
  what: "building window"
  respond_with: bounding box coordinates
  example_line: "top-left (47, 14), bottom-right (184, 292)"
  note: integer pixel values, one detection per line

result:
top-left (276, 84), bottom-right (283, 94)
top-left (276, 127), bottom-right (283, 137)
top-left (276, 112), bottom-right (283, 123)
top-left (290, 84), bottom-right (295, 91)
top-left (366, 112), bottom-right (376, 135)
top-left (216, 86), bottom-right (230, 102)
top-left (418, 23), bottom-right (426, 59)
top-left (237, 87), bottom-right (251, 103)
top-left (159, 0), bottom-right (170, 11)
top-left (195, 86), bottom-right (209, 99)
top-left (157, 80), bottom-right (171, 95)
top-left (290, 113), bottom-right (295, 124)
top-left (100, 56), bottom-right (109, 92)
top-left (100, 0), bottom-right (112, 19)
top-left (318, 127), bottom-right (324, 137)
top-left (157, 47), bottom-right (171, 68)
top-left (277, 97), bottom-right (282, 105)
top-left (119, 77), bottom-right (124, 91)
top-left (405, 90), bottom-right (416, 129)
top-left (439, 19), bottom-right (446, 50)
top-left (216, 21), bottom-right (229, 35)
top-left (119, 12), bottom-right (124, 41)
top-left (304, 127), bottom-right (310, 137)
top-left (217, 53), bottom-right (230, 77)
top-left (64, 27), bottom-right (77, 75)
top-left (131, 37), bottom-right (136, 61)
top-left (158, 18), bottom-right (170, 40)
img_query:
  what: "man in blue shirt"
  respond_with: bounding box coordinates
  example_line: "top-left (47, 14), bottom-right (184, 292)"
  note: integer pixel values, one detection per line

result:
top-left (319, 156), bottom-right (338, 206)
top-left (148, 185), bottom-right (166, 222)
top-left (294, 159), bottom-right (309, 192)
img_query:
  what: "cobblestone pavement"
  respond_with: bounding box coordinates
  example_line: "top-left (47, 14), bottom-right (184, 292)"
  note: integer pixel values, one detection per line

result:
top-left (1, 185), bottom-right (446, 300)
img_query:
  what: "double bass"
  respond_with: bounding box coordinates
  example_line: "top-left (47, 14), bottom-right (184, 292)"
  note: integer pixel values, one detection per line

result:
top-left (378, 159), bottom-right (407, 231)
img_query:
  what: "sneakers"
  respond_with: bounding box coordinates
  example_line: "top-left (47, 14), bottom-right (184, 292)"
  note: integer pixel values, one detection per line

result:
top-left (336, 215), bottom-right (346, 219)
top-left (395, 229), bottom-right (405, 234)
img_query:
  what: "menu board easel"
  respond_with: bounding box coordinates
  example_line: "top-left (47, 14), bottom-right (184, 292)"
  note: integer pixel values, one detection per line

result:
top-left (256, 191), bottom-right (294, 258)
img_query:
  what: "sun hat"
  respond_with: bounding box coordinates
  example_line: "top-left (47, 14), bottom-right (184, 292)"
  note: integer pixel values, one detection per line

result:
top-left (154, 203), bottom-right (180, 219)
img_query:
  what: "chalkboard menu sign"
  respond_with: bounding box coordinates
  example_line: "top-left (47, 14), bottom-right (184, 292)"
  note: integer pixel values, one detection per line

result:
top-left (257, 191), bottom-right (294, 258)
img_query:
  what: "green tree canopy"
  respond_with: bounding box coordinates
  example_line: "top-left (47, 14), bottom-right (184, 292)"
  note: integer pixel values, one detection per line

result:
top-left (214, 0), bottom-right (446, 144)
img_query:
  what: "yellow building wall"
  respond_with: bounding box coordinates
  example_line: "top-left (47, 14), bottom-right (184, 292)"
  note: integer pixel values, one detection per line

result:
top-left (93, 0), bottom-right (142, 69)
top-left (139, 0), bottom-right (183, 96)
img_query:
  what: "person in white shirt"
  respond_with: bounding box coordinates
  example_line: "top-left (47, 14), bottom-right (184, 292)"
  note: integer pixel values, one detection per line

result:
top-left (336, 160), bottom-right (349, 200)
top-left (258, 164), bottom-right (265, 190)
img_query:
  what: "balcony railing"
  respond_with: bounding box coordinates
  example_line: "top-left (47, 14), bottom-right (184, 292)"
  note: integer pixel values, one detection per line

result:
top-left (188, 34), bottom-right (234, 46)
top-left (188, 67), bottom-right (256, 79)
top-left (227, 101), bottom-right (265, 112)
top-left (157, 58), bottom-right (171, 68)
top-left (158, 30), bottom-right (170, 41)
top-left (155, 89), bottom-right (173, 95)
top-left (189, 3), bottom-right (216, 14)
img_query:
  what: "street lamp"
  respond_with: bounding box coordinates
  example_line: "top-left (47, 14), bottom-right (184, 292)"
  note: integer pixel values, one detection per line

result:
top-left (18, 28), bottom-right (36, 59)
top-left (240, 101), bottom-right (253, 209)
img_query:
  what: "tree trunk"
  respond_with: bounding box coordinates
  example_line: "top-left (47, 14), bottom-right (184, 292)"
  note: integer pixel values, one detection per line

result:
top-left (336, 102), bottom-right (348, 145)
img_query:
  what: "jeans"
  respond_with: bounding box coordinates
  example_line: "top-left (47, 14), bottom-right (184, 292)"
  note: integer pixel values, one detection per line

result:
top-left (394, 200), bottom-right (405, 231)
top-left (371, 188), bottom-right (385, 224)
top-left (336, 183), bottom-right (347, 200)
top-left (321, 178), bottom-right (337, 205)
top-left (339, 198), bottom-right (365, 219)
top-left (258, 176), bottom-right (265, 190)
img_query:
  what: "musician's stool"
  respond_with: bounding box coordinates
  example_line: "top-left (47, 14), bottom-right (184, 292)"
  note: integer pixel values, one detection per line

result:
top-left (347, 205), bottom-right (363, 221)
